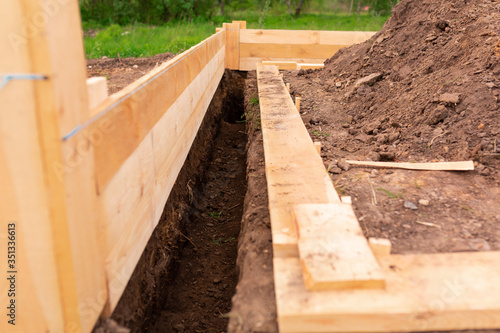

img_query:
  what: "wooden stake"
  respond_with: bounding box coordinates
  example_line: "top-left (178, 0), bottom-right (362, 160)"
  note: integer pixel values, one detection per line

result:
top-left (368, 238), bottom-right (392, 257)
top-left (86, 77), bottom-right (108, 115)
top-left (313, 141), bottom-right (321, 154)
top-left (295, 96), bottom-right (301, 112)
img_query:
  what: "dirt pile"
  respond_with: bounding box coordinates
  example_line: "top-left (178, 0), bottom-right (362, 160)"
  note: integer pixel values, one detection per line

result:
top-left (293, 0), bottom-right (500, 185)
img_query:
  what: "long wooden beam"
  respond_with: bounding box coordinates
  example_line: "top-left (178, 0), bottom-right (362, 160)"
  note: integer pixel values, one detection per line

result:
top-left (241, 30), bottom-right (376, 70)
top-left (257, 65), bottom-right (341, 257)
top-left (100, 47), bottom-right (225, 311)
top-left (66, 31), bottom-right (225, 192)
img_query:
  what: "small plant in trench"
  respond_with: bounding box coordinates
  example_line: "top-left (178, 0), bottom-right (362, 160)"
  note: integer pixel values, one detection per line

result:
top-left (312, 130), bottom-right (330, 137)
top-left (241, 111), bottom-right (261, 129)
top-left (208, 210), bottom-right (223, 218)
top-left (250, 95), bottom-right (259, 106)
top-left (212, 237), bottom-right (236, 246)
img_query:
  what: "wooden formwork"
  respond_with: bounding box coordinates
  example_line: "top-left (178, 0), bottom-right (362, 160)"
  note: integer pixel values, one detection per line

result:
top-left (256, 65), bottom-right (500, 332)
top-left (0, 0), bottom-right (376, 330)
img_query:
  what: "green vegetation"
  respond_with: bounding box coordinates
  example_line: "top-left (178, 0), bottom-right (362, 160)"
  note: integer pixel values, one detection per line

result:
top-left (377, 188), bottom-right (401, 199)
top-left (82, 0), bottom-right (395, 59)
top-left (212, 236), bottom-right (236, 246)
top-left (208, 210), bottom-right (223, 217)
top-left (312, 130), bottom-right (330, 137)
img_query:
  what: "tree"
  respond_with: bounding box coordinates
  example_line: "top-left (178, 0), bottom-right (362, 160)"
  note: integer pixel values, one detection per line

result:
top-left (282, 0), bottom-right (308, 17)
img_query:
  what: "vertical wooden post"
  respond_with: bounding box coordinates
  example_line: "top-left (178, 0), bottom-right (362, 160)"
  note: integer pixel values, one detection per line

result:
top-left (223, 22), bottom-right (240, 70)
top-left (233, 20), bottom-right (247, 29)
top-left (1, 1), bottom-right (107, 332)
top-left (314, 141), bottom-right (321, 155)
top-left (295, 96), bottom-right (301, 112)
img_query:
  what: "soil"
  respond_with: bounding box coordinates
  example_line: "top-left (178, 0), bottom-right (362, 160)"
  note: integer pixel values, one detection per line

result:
top-left (87, 53), bottom-right (175, 94)
top-left (284, 0), bottom-right (500, 255)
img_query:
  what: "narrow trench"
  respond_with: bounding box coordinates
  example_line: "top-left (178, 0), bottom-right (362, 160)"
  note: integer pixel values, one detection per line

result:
top-left (144, 72), bottom-right (247, 333)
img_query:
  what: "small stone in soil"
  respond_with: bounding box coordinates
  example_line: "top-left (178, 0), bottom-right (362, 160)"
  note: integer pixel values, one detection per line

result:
top-left (213, 278), bottom-right (221, 284)
top-left (418, 199), bottom-right (430, 206)
top-left (404, 201), bottom-right (418, 210)
top-left (337, 159), bottom-right (350, 171)
top-left (206, 223), bottom-right (214, 227)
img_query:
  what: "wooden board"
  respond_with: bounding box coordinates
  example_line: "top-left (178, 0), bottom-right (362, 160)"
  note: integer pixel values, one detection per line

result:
top-left (240, 29), bottom-right (375, 70)
top-left (257, 65), bottom-right (340, 257)
top-left (241, 43), bottom-right (344, 60)
top-left (0, 4), bottom-right (64, 331)
top-left (241, 57), bottom-right (325, 71)
top-left (294, 203), bottom-right (385, 291)
top-left (100, 46), bottom-right (225, 311)
top-left (262, 61), bottom-right (299, 70)
top-left (241, 29), bottom-right (376, 45)
top-left (75, 30), bottom-right (225, 191)
top-left (224, 22), bottom-right (239, 70)
top-left (346, 160), bottom-right (474, 171)
top-left (275, 252), bottom-right (500, 332)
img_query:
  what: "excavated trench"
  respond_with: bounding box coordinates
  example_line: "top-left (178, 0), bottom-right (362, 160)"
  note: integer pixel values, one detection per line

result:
top-left (92, 70), bottom-right (258, 333)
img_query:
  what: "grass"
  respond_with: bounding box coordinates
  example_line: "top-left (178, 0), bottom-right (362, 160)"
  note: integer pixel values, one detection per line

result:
top-left (212, 236), bottom-right (236, 246)
top-left (312, 130), bottom-right (330, 137)
top-left (83, 12), bottom-right (389, 59)
top-left (377, 188), bottom-right (401, 199)
top-left (208, 211), bottom-right (223, 218)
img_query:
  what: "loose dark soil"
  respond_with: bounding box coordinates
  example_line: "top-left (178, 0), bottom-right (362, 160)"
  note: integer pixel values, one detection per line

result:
top-left (284, 0), bottom-right (500, 255)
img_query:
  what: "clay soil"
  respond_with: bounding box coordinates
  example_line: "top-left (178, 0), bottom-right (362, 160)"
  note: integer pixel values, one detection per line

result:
top-left (284, 0), bottom-right (500, 255)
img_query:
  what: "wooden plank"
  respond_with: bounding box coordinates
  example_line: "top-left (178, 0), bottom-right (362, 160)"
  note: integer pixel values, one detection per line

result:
top-left (240, 57), bottom-right (325, 71)
top-left (262, 61), bottom-right (299, 70)
top-left (87, 77), bottom-right (108, 113)
top-left (346, 160), bottom-right (474, 171)
top-left (275, 252), bottom-right (500, 332)
top-left (224, 22), bottom-right (239, 70)
top-left (241, 29), bottom-right (321, 45)
top-left (241, 29), bottom-right (375, 45)
top-left (0, 4), bottom-right (64, 331)
top-left (257, 65), bottom-right (340, 257)
top-left (318, 30), bottom-right (377, 45)
top-left (1, 0), bottom-right (107, 332)
top-left (294, 203), bottom-right (385, 291)
top-left (101, 46), bottom-right (225, 311)
top-left (297, 63), bottom-right (325, 70)
top-left (76, 31), bottom-right (224, 191)
top-left (241, 43), bottom-right (343, 60)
